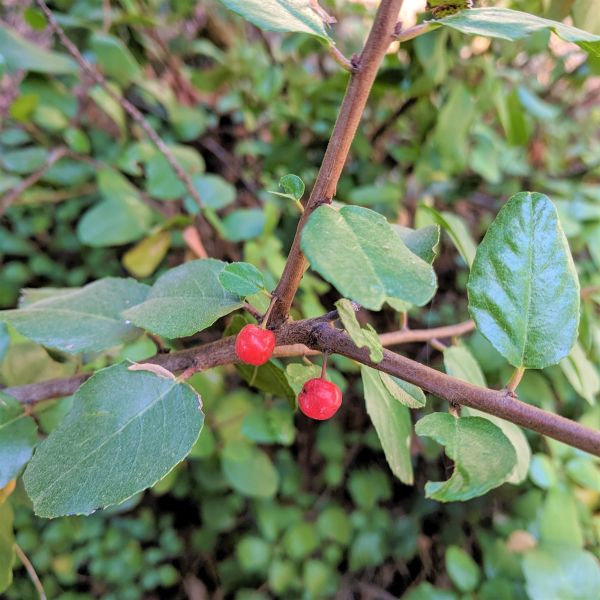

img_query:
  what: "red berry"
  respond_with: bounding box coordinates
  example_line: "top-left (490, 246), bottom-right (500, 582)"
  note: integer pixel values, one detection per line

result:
top-left (235, 324), bottom-right (276, 366)
top-left (298, 378), bottom-right (342, 420)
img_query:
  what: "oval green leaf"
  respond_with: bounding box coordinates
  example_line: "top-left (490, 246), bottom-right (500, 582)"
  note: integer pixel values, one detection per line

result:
top-left (302, 205), bottom-right (437, 311)
top-left (467, 192), bottom-right (580, 369)
top-left (23, 363), bottom-right (204, 517)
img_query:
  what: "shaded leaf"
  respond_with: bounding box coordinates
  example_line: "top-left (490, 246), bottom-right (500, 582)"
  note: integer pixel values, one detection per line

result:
top-left (23, 363), bottom-right (203, 517)
top-left (0, 393), bottom-right (38, 488)
top-left (90, 32), bottom-right (142, 85)
top-left (122, 231), bottom-right (171, 278)
top-left (467, 192), bottom-right (580, 369)
top-left (222, 440), bottom-right (279, 498)
top-left (361, 366), bottom-right (413, 484)
top-left (415, 413), bottom-right (516, 501)
top-left (336, 299), bottom-right (383, 363)
top-left (379, 372), bottom-right (426, 409)
top-left (0, 278), bottom-right (149, 353)
top-left (220, 262), bottom-right (266, 297)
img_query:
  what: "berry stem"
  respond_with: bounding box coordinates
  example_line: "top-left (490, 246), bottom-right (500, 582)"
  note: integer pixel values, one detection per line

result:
top-left (320, 352), bottom-right (329, 380)
top-left (260, 296), bottom-right (278, 330)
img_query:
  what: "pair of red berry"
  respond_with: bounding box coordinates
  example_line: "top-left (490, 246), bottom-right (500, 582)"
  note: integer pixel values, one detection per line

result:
top-left (235, 324), bottom-right (342, 420)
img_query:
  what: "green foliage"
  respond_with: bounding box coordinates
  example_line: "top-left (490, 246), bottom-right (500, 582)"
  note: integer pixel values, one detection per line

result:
top-left (336, 299), bottom-right (383, 362)
top-left (302, 205), bottom-right (437, 310)
top-left (468, 192), bottom-right (580, 369)
top-left (220, 262), bottom-right (267, 297)
top-left (0, 502), bottom-right (15, 593)
top-left (24, 364), bottom-right (204, 517)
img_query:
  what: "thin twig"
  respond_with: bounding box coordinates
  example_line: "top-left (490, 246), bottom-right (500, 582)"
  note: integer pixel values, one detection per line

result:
top-left (5, 318), bottom-right (600, 457)
top-left (35, 0), bottom-right (204, 211)
top-left (269, 0), bottom-right (406, 327)
top-left (14, 544), bottom-right (46, 600)
top-left (0, 146), bottom-right (69, 216)
top-left (328, 44), bottom-right (355, 72)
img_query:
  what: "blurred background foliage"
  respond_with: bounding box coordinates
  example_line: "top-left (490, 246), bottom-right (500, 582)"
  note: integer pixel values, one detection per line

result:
top-left (1, 0), bottom-right (600, 598)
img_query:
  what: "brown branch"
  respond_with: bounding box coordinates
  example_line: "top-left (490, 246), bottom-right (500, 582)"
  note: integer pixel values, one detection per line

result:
top-left (269, 0), bottom-right (405, 327)
top-left (35, 0), bottom-right (204, 211)
top-left (5, 318), bottom-right (600, 457)
top-left (0, 146), bottom-right (69, 216)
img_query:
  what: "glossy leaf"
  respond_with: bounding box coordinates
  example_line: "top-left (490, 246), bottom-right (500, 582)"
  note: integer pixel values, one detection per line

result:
top-left (467, 192), bottom-right (580, 369)
top-left (23, 363), bottom-right (204, 517)
top-left (415, 413), bottom-right (516, 502)
top-left (443, 345), bottom-right (530, 484)
top-left (0, 278), bottom-right (149, 353)
top-left (219, 262), bottom-right (266, 297)
top-left (361, 366), bottom-right (413, 484)
top-left (0, 502), bottom-right (15, 593)
top-left (433, 8), bottom-right (600, 56)
top-left (0, 25), bottom-right (77, 74)
top-left (219, 0), bottom-right (332, 41)
top-left (302, 205), bottom-right (437, 311)
top-left (336, 299), bottom-right (383, 363)
top-left (123, 259), bottom-right (243, 338)
top-left (222, 440), bottom-right (279, 498)
top-left (271, 174), bottom-right (305, 201)
top-left (0, 393), bottom-right (38, 488)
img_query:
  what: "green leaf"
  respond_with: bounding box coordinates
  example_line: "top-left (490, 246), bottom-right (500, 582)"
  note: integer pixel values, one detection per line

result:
top-left (222, 440), bottom-right (279, 498)
top-left (0, 278), bottom-right (149, 353)
top-left (335, 299), bottom-right (383, 363)
top-left (90, 33), bottom-right (142, 85)
top-left (432, 8), bottom-right (600, 56)
top-left (1, 147), bottom-right (48, 175)
top-left (286, 363), bottom-right (322, 396)
top-left (445, 545), bottom-right (481, 593)
top-left (192, 174), bottom-right (236, 209)
top-left (0, 25), bottom-right (77, 74)
top-left (540, 488), bottom-right (583, 548)
top-left (271, 174), bottom-right (305, 201)
top-left (415, 413), bottom-right (516, 502)
top-left (123, 259), bottom-right (243, 338)
top-left (146, 147), bottom-right (204, 200)
top-left (419, 206), bottom-right (476, 267)
top-left (301, 205), bottom-right (437, 311)
top-left (23, 363), bottom-right (204, 517)
top-left (221, 208), bottom-right (266, 242)
top-left (219, 262), bottom-right (266, 297)
top-left (379, 372), bottom-right (426, 409)
top-left (78, 169), bottom-right (154, 247)
top-left (443, 345), bottom-right (531, 484)
top-left (522, 545), bottom-right (600, 600)
top-left (361, 366), bottom-right (414, 484)
top-left (218, 0), bottom-right (332, 41)
top-left (396, 224), bottom-right (441, 264)
top-left (0, 501), bottom-right (15, 593)
top-left (467, 192), bottom-right (580, 369)
top-left (122, 231), bottom-right (171, 278)
top-left (565, 457), bottom-right (600, 492)
top-left (0, 393), bottom-right (38, 488)
top-left (559, 341), bottom-right (600, 405)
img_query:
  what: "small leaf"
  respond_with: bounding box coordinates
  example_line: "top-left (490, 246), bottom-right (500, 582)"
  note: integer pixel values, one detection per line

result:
top-left (146, 147), bottom-right (204, 201)
top-left (302, 205), bottom-right (437, 311)
top-left (0, 393), bottom-right (38, 488)
top-left (0, 278), bottom-right (150, 353)
top-left (123, 259), bottom-right (243, 338)
top-left (415, 413), bottom-right (517, 502)
top-left (127, 363), bottom-right (175, 380)
top-left (222, 440), bottom-right (279, 498)
top-left (0, 25), bottom-right (77, 74)
top-left (122, 231), bottom-right (171, 278)
top-left (443, 345), bottom-right (531, 484)
top-left (0, 502), bottom-right (15, 593)
top-left (419, 206), bottom-right (476, 267)
top-left (559, 341), bottom-right (600, 405)
top-left (90, 32), bottom-right (142, 85)
top-left (467, 192), bottom-right (580, 369)
top-left (219, 262), bottom-right (266, 297)
top-left (23, 363), bottom-right (204, 517)
top-left (432, 8), bottom-right (600, 56)
top-left (271, 174), bottom-right (305, 201)
top-left (192, 174), bottom-right (236, 210)
top-left (361, 366), bottom-right (414, 484)
top-left (445, 545), bottom-right (481, 593)
top-left (335, 299), bottom-right (383, 363)
top-left (221, 208), bottom-right (266, 242)
top-left (218, 0), bottom-right (332, 41)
